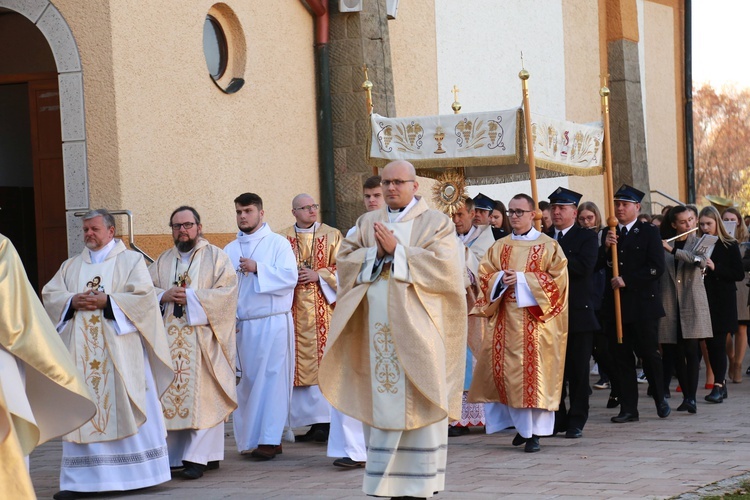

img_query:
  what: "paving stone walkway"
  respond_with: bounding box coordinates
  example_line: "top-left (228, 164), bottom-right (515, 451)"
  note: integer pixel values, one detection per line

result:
top-left (31, 361), bottom-right (750, 499)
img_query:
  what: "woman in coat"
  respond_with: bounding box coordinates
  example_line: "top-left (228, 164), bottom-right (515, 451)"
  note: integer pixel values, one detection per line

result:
top-left (657, 206), bottom-right (711, 413)
top-left (699, 206), bottom-right (745, 403)
top-left (721, 207), bottom-right (748, 383)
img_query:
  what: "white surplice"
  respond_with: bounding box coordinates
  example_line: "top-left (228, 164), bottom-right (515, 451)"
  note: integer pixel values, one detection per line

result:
top-left (326, 225), bottom-right (367, 462)
top-left (358, 199), bottom-right (447, 498)
top-left (60, 349), bottom-right (170, 492)
top-left (482, 227), bottom-right (555, 439)
top-left (54, 240), bottom-right (170, 492)
top-left (224, 223), bottom-right (298, 452)
top-left (287, 222), bottom-right (334, 428)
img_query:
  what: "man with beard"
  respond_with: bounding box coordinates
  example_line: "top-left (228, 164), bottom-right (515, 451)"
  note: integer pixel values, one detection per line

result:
top-left (43, 209), bottom-right (174, 499)
top-left (280, 194), bottom-right (341, 442)
top-left (224, 193), bottom-right (298, 460)
top-left (149, 206), bottom-right (238, 479)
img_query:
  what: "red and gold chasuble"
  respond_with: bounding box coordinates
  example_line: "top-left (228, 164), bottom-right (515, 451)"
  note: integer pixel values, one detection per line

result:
top-left (468, 235), bottom-right (568, 411)
top-left (281, 223), bottom-right (341, 387)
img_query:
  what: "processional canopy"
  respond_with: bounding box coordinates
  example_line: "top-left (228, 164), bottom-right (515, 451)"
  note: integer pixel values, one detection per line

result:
top-left (367, 108), bottom-right (605, 185)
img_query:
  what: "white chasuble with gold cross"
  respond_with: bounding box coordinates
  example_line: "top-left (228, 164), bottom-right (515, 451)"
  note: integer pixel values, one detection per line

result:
top-left (65, 258), bottom-right (145, 444)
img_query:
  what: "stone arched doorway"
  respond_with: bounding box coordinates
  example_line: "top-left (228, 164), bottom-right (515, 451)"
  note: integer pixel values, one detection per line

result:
top-left (0, 1), bottom-right (88, 290)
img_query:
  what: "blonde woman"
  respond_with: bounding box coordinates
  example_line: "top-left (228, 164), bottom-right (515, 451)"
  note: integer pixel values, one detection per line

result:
top-left (698, 206), bottom-right (744, 403)
top-left (722, 207), bottom-right (749, 383)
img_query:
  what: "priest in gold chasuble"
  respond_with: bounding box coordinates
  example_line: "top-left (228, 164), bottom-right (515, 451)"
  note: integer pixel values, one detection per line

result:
top-left (468, 194), bottom-right (568, 453)
top-left (42, 210), bottom-right (174, 496)
top-left (319, 161), bottom-right (467, 498)
top-left (0, 233), bottom-right (95, 499)
top-left (280, 194), bottom-right (341, 440)
top-left (149, 206), bottom-right (238, 479)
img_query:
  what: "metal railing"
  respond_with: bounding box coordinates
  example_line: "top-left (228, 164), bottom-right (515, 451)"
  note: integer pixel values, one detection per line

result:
top-left (650, 190), bottom-right (685, 211)
top-left (73, 209), bottom-right (154, 263)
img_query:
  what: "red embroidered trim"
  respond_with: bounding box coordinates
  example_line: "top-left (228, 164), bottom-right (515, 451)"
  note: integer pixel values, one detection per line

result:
top-left (526, 244), bottom-right (542, 272)
top-left (491, 308), bottom-right (508, 403)
top-left (522, 308), bottom-right (540, 408)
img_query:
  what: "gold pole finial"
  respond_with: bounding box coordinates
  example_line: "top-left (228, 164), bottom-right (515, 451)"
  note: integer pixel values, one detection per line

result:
top-left (362, 64), bottom-right (374, 114)
top-left (451, 85), bottom-right (461, 114)
top-left (518, 65), bottom-right (540, 230)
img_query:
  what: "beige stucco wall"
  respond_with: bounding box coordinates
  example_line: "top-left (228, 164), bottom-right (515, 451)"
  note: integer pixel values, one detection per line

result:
top-left (53, 0), bottom-right (318, 255)
top-left (52, 0), bottom-right (122, 212)
top-left (642, 1), bottom-right (681, 209)
top-left (387, 0), bottom-right (439, 201)
top-left (388, 0), bottom-right (438, 118)
top-left (563, 0), bottom-right (607, 214)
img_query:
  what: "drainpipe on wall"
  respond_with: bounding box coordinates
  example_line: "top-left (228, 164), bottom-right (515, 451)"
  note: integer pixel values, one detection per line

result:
top-left (300, 0), bottom-right (337, 227)
top-left (684, 0), bottom-right (696, 204)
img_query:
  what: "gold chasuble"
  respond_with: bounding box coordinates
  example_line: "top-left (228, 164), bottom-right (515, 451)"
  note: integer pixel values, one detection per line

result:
top-left (280, 223), bottom-right (341, 387)
top-left (42, 240), bottom-right (174, 444)
top-left (149, 239), bottom-right (238, 431)
top-left (319, 198), bottom-right (468, 430)
top-left (468, 235), bottom-right (568, 410)
top-left (0, 234), bottom-right (95, 499)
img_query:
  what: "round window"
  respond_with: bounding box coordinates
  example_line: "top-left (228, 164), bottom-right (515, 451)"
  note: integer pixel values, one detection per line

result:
top-left (203, 16), bottom-right (227, 80)
top-left (202, 4), bottom-right (246, 94)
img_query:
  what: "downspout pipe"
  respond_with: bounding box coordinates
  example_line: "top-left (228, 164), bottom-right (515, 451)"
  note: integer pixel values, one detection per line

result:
top-left (301, 0), bottom-right (337, 227)
top-left (684, 0), bottom-right (695, 204)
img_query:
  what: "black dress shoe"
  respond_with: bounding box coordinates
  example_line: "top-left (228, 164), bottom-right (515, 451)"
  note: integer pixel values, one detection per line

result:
top-left (53, 492), bottom-right (84, 500)
top-left (448, 425), bottom-right (470, 437)
top-left (296, 423), bottom-right (330, 442)
top-left (180, 461), bottom-right (206, 479)
top-left (676, 399), bottom-right (697, 414)
top-left (704, 385), bottom-right (723, 404)
top-left (511, 433), bottom-right (527, 446)
top-left (524, 435), bottom-right (540, 453)
top-left (333, 457), bottom-right (366, 468)
top-left (656, 400), bottom-right (671, 418)
top-left (565, 428), bottom-right (583, 439)
top-left (606, 396), bottom-right (620, 409)
top-left (611, 412), bottom-right (639, 423)
top-left (207, 460), bottom-right (220, 470)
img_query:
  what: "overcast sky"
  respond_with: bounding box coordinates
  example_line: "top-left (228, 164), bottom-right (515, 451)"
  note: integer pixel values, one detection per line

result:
top-left (692, 0), bottom-right (750, 89)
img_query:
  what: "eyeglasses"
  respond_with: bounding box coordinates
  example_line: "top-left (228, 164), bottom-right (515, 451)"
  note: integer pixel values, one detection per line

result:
top-left (506, 209), bottom-right (533, 217)
top-left (170, 222), bottom-right (196, 230)
top-left (293, 204), bottom-right (320, 212)
top-left (381, 179), bottom-right (416, 187)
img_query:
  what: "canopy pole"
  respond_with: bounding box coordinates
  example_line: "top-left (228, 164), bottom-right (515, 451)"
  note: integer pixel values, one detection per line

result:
top-left (519, 68), bottom-right (541, 230)
top-left (601, 84), bottom-right (623, 344)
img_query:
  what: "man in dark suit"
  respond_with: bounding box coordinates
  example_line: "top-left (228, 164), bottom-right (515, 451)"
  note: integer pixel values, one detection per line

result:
top-left (599, 184), bottom-right (670, 423)
top-left (548, 187), bottom-right (599, 438)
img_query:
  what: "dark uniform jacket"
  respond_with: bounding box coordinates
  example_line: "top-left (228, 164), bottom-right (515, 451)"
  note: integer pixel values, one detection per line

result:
top-left (551, 224), bottom-right (600, 333)
top-left (597, 220), bottom-right (665, 322)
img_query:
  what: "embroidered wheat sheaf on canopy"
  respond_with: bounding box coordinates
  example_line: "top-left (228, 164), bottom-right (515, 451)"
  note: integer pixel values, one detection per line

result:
top-left (368, 108), bottom-right (604, 184)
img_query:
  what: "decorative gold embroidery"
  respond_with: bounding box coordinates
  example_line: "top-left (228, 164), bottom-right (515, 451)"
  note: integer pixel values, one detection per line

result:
top-left (373, 322), bottom-right (400, 394)
top-left (80, 313), bottom-right (111, 435)
top-left (162, 320), bottom-right (194, 420)
top-left (455, 117), bottom-right (488, 152)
